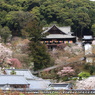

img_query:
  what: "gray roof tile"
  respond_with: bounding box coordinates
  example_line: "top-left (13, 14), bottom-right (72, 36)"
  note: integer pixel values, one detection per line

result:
top-left (28, 80), bottom-right (51, 89)
top-left (5, 69), bottom-right (39, 80)
top-left (44, 34), bottom-right (75, 39)
top-left (43, 25), bottom-right (71, 34)
top-left (0, 75), bottom-right (29, 85)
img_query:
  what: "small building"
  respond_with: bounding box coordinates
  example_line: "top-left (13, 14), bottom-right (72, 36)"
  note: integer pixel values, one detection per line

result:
top-left (0, 75), bottom-right (29, 90)
top-left (42, 25), bottom-right (76, 49)
top-left (82, 35), bottom-right (93, 45)
top-left (46, 83), bottom-right (73, 90)
top-left (28, 80), bottom-right (51, 90)
top-left (90, 0), bottom-right (95, 1)
top-left (5, 69), bottom-right (51, 90)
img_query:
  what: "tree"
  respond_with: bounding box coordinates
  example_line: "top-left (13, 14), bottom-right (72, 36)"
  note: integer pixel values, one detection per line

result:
top-left (1, 0), bottom-right (95, 39)
top-left (0, 10), bottom-right (7, 25)
top-left (7, 58), bottom-right (22, 68)
top-left (29, 42), bottom-right (51, 70)
top-left (57, 67), bottom-right (75, 77)
top-left (26, 20), bottom-right (53, 70)
top-left (0, 26), bottom-right (12, 43)
top-left (5, 11), bottom-right (34, 37)
top-left (91, 24), bottom-right (95, 36)
top-left (72, 12), bottom-right (91, 39)
top-left (57, 66), bottom-right (75, 81)
top-left (84, 63), bottom-right (95, 75)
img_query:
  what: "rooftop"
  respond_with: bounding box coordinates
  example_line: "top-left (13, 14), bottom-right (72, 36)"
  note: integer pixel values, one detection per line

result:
top-left (0, 75), bottom-right (29, 85)
top-left (49, 83), bottom-right (69, 87)
top-left (5, 69), bottom-right (40, 80)
top-left (44, 34), bottom-right (75, 39)
top-left (83, 35), bottom-right (93, 40)
top-left (43, 25), bottom-right (71, 34)
top-left (28, 80), bottom-right (51, 89)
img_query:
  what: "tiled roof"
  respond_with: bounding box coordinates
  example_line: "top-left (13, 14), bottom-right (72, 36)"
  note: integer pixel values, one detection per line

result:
top-left (49, 83), bottom-right (69, 87)
top-left (43, 25), bottom-right (71, 34)
top-left (5, 69), bottom-right (39, 80)
top-left (83, 35), bottom-right (93, 40)
top-left (0, 75), bottom-right (29, 85)
top-left (28, 80), bottom-right (51, 89)
top-left (43, 34), bottom-right (75, 39)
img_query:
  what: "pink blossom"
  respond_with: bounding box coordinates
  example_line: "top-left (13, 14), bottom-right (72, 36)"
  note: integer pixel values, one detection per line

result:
top-left (57, 66), bottom-right (75, 77)
top-left (57, 72), bottom-right (62, 75)
top-left (8, 58), bottom-right (22, 68)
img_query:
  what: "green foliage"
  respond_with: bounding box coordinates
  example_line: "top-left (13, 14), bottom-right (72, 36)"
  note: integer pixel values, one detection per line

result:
top-left (29, 42), bottom-right (52, 70)
top-left (19, 93), bottom-right (25, 95)
top-left (10, 70), bottom-right (16, 75)
top-left (0, 0), bottom-right (95, 38)
top-left (0, 26), bottom-right (12, 43)
top-left (91, 24), bottom-right (95, 36)
top-left (78, 71), bottom-right (90, 79)
top-left (72, 12), bottom-right (91, 38)
top-left (84, 63), bottom-right (95, 75)
top-left (62, 76), bottom-right (69, 81)
top-left (5, 11), bottom-right (34, 37)
top-left (0, 10), bottom-right (7, 25)
top-left (71, 77), bottom-right (78, 81)
top-left (28, 20), bottom-right (53, 70)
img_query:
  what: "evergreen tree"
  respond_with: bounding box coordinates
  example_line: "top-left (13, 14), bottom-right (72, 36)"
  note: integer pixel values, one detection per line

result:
top-left (26, 20), bottom-right (53, 70)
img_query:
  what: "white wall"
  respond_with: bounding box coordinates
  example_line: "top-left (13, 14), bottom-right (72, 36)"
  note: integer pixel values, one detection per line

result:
top-left (84, 44), bottom-right (92, 55)
top-left (90, 0), bottom-right (95, 1)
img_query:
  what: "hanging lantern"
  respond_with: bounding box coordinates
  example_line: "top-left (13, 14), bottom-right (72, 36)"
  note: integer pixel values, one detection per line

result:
top-left (59, 41), bottom-right (62, 43)
top-left (45, 41), bottom-right (47, 43)
top-left (69, 41), bottom-right (73, 43)
top-left (50, 41), bottom-right (53, 43)
top-left (64, 41), bottom-right (68, 43)
top-left (56, 41), bottom-right (58, 43)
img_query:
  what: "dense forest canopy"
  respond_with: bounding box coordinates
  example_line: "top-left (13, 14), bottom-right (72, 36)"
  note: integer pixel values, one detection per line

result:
top-left (0, 0), bottom-right (95, 37)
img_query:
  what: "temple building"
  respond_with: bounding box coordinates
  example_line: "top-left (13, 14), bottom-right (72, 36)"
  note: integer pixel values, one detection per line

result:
top-left (82, 35), bottom-right (94, 45)
top-left (41, 25), bottom-right (76, 49)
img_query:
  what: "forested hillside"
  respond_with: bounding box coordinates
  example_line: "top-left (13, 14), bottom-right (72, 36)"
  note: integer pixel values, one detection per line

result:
top-left (1, 0), bottom-right (95, 83)
top-left (0, 0), bottom-right (95, 38)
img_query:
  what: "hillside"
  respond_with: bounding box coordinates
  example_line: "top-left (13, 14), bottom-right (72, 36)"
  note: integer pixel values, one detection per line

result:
top-left (1, 0), bottom-right (95, 86)
top-left (0, 0), bottom-right (95, 38)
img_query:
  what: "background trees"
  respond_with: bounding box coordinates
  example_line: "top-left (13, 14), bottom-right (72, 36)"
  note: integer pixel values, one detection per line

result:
top-left (0, 26), bottom-right (11, 43)
top-left (5, 11), bottom-right (33, 37)
top-left (0, 0), bottom-right (95, 38)
top-left (72, 13), bottom-right (91, 39)
top-left (91, 24), bottom-right (95, 36)
top-left (0, 0), bottom-right (95, 39)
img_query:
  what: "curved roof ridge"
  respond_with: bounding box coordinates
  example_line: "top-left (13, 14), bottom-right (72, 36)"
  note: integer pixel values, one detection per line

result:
top-left (43, 25), bottom-right (71, 34)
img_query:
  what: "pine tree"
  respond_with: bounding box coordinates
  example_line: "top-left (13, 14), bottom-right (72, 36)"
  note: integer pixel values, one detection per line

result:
top-left (26, 19), bottom-right (52, 70)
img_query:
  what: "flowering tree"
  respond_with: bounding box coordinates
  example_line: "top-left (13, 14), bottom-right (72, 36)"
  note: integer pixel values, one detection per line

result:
top-left (0, 43), bottom-right (12, 65)
top-left (7, 58), bottom-right (22, 68)
top-left (57, 67), bottom-right (75, 77)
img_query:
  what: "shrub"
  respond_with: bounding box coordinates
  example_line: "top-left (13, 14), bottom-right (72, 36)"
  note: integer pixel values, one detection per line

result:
top-left (78, 71), bottom-right (90, 79)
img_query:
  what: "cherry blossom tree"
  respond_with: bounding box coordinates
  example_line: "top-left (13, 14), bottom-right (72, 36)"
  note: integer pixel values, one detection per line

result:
top-left (7, 58), bottom-right (22, 68)
top-left (0, 43), bottom-right (12, 64)
top-left (57, 67), bottom-right (75, 77)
